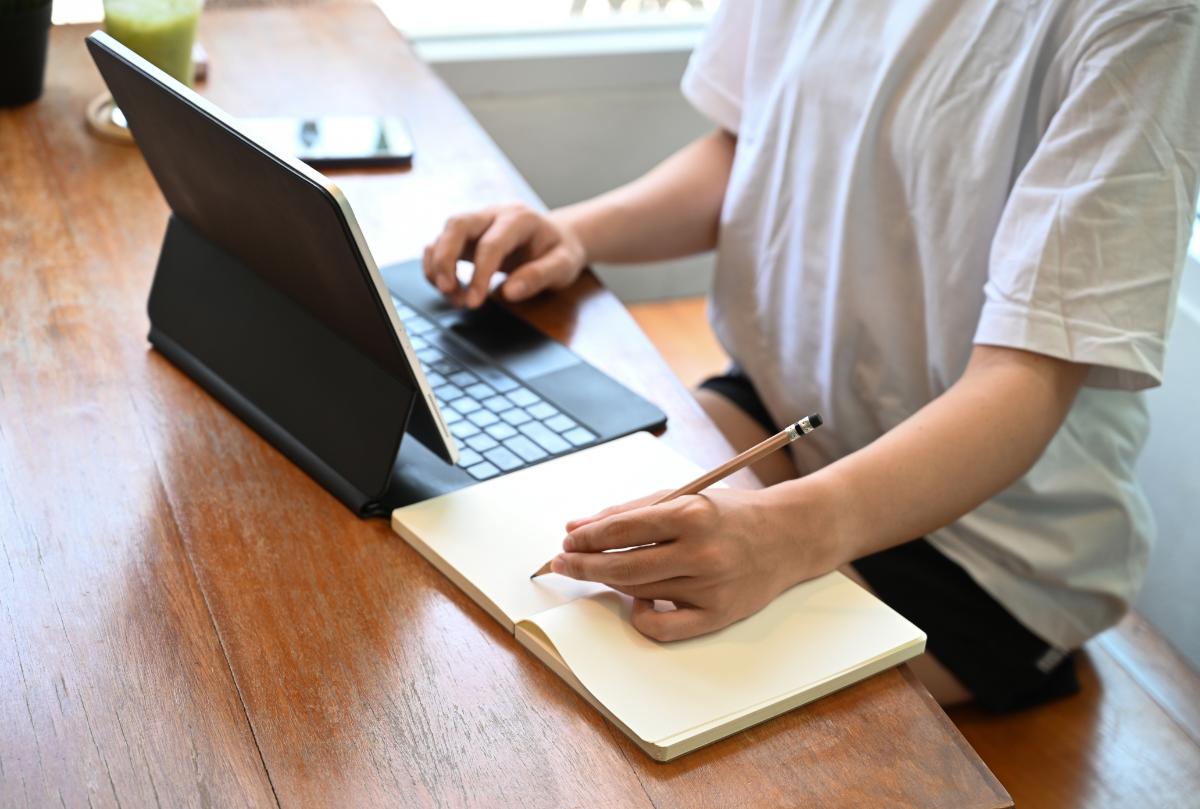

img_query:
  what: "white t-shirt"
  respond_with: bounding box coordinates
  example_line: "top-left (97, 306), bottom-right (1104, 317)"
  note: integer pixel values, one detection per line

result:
top-left (683, 0), bottom-right (1200, 650)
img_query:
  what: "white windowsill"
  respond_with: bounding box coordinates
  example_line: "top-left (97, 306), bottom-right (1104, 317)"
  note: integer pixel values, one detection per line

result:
top-left (403, 16), bottom-right (706, 97)
top-left (406, 16), bottom-right (707, 63)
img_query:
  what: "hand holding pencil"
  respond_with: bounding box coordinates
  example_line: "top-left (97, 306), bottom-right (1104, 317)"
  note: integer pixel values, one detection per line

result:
top-left (533, 414), bottom-right (827, 642)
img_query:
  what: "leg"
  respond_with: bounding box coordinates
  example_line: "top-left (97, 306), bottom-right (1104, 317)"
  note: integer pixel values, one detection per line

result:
top-left (840, 564), bottom-right (973, 707)
top-left (694, 388), bottom-right (798, 487)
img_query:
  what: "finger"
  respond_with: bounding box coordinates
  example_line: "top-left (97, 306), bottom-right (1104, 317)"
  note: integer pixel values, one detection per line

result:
top-left (610, 577), bottom-right (701, 603)
top-left (630, 598), bottom-right (715, 642)
top-left (564, 491), bottom-right (668, 533)
top-left (552, 542), bottom-right (691, 586)
top-left (430, 212), bottom-right (493, 296)
top-left (500, 252), bottom-right (566, 302)
top-left (564, 498), bottom-right (693, 553)
top-left (422, 244), bottom-right (436, 287)
top-left (464, 213), bottom-right (539, 308)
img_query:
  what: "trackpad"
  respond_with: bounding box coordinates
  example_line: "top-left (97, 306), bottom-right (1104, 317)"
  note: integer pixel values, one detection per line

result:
top-left (447, 307), bottom-right (578, 379)
top-left (532, 364), bottom-right (664, 436)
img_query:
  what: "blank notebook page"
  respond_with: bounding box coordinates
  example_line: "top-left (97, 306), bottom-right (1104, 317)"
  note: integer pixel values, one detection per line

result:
top-left (524, 574), bottom-right (925, 745)
top-left (391, 432), bottom-right (709, 628)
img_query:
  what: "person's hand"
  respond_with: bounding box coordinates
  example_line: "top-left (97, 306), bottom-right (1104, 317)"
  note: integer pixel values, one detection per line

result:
top-left (550, 487), bottom-right (839, 641)
top-left (423, 203), bottom-right (588, 308)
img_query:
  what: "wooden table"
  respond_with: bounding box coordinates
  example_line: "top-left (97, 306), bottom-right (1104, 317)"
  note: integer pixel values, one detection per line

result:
top-left (0, 8), bottom-right (1011, 807)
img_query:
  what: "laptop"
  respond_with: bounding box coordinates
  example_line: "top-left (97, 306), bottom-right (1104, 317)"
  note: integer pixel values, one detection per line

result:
top-left (86, 32), bottom-right (666, 517)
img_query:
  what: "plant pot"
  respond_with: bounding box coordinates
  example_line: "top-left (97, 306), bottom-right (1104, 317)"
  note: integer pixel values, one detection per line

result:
top-left (0, 0), bottom-right (53, 107)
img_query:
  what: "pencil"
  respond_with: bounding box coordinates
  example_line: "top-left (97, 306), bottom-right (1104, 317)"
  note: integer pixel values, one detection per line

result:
top-left (530, 413), bottom-right (823, 578)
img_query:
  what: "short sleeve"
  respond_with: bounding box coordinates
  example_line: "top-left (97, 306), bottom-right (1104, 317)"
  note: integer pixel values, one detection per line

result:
top-left (976, 7), bottom-right (1200, 390)
top-left (680, 2), bottom-right (755, 134)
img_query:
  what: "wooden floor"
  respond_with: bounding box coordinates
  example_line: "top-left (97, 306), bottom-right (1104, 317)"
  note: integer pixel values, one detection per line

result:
top-left (627, 296), bottom-right (1200, 809)
top-left (629, 297), bottom-right (729, 388)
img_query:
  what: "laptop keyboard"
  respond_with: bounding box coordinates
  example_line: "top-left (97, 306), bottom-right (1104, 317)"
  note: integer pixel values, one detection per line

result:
top-left (392, 296), bottom-right (597, 481)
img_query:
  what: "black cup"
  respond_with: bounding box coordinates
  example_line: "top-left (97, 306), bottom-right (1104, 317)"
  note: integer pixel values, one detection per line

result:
top-left (0, 0), bottom-right (53, 107)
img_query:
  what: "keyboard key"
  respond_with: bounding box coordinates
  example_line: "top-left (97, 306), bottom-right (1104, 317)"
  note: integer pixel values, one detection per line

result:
top-left (391, 300), bottom-right (416, 319)
top-left (466, 461), bottom-right (500, 480)
top-left (407, 316), bottom-right (435, 335)
top-left (442, 409), bottom-right (462, 424)
top-left (410, 335), bottom-right (429, 351)
top-left (506, 388), bottom-right (540, 408)
top-left (504, 435), bottom-right (547, 463)
top-left (483, 446), bottom-right (523, 471)
top-left (450, 421), bottom-right (479, 439)
top-left (421, 330), bottom-right (520, 391)
top-left (449, 371), bottom-right (476, 387)
top-left (466, 433), bottom-right (499, 452)
top-left (519, 421), bottom-right (570, 454)
top-left (425, 329), bottom-right (482, 365)
top-left (434, 383), bottom-right (462, 402)
top-left (467, 410), bottom-right (499, 427)
top-left (485, 422), bottom-right (518, 440)
top-left (482, 395), bottom-right (510, 412)
top-left (476, 367), bottom-right (519, 393)
top-left (450, 397), bottom-right (482, 415)
top-left (544, 414), bottom-right (577, 433)
top-left (431, 359), bottom-right (458, 375)
top-left (563, 427), bottom-right (596, 446)
top-left (527, 401), bottom-right (558, 421)
top-left (500, 408), bottom-right (532, 426)
top-left (456, 447), bottom-right (483, 468)
top-left (426, 372), bottom-right (447, 388)
top-left (465, 382), bottom-right (494, 400)
top-left (416, 348), bottom-right (440, 365)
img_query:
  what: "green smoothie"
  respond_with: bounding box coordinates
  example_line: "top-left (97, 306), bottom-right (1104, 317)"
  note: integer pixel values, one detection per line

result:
top-left (104, 0), bottom-right (202, 86)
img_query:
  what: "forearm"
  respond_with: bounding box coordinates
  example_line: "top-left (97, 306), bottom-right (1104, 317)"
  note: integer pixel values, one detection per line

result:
top-left (767, 346), bottom-right (1089, 572)
top-left (553, 129), bottom-right (736, 265)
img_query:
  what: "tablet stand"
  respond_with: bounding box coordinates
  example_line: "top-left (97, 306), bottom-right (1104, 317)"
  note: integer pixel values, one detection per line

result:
top-left (146, 215), bottom-right (415, 515)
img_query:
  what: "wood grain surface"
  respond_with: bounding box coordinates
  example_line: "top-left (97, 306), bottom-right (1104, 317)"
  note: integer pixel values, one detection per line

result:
top-left (1, 8), bottom-right (1009, 807)
top-left (951, 639), bottom-right (1200, 809)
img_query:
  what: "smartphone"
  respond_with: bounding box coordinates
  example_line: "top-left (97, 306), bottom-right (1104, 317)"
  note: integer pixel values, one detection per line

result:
top-left (237, 115), bottom-right (414, 169)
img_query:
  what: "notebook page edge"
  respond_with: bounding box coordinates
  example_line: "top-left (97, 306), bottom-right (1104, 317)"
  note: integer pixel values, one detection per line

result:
top-left (515, 608), bottom-right (925, 762)
top-left (523, 572), bottom-right (929, 746)
top-left (654, 633), bottom-right (928, 756)
top-left (514, 618), bottom-right (669, 761)
top-left (651, 577), bottom-right (929, 743)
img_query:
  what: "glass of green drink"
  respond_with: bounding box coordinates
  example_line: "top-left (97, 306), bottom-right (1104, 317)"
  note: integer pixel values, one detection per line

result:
top-left (103, 0), bottom-right (203, 87)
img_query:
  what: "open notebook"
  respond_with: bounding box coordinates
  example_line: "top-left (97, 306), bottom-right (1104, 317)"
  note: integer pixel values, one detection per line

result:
top-left (391, 432), bottom-right (926, 761)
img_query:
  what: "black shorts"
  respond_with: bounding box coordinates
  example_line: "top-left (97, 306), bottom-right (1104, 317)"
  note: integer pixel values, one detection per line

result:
top-left (699, 370), bottom-right (1080, 713)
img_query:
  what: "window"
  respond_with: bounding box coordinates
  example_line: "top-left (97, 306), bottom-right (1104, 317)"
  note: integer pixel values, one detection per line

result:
top-left (378, 0), bottom-right (715, 37)
top-left (56, 0), bottom-right (719, 30)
